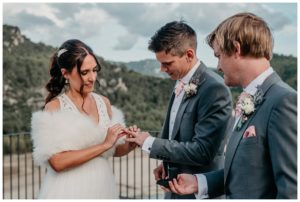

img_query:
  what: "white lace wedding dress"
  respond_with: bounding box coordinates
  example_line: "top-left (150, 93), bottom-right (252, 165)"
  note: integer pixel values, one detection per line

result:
top-left (31, 93), bottom-right (121, 199)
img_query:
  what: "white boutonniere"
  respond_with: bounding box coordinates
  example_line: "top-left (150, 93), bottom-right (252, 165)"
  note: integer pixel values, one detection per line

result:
top-left (235, 87), bottom-right (264, 130)
top-left (183, 82), bottom-right (198, 98)
top-left (235, 92), bottom-right (255, 130)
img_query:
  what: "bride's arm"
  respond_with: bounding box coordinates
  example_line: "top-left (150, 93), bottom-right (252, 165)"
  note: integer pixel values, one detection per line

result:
top-left (114, 141), bottom-right (137, 157)
top-left (49, 142), bottom-right (112, 172)
top-left (48, 124), bottom-right (124, 172)
top-left (101, 96), bottom-right (135, 157)
top-left (45, 99), bottom-right (124, 172)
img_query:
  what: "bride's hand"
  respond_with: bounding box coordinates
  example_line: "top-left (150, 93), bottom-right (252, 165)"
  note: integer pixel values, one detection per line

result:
top-left (125, 125), bottom-right (141, 150)
top-left (126, 125), bottom-right (140, 149)
top-left (105, 124), bottom-right (126, 148)
top-left (128, 125), bottom-right (141, 133)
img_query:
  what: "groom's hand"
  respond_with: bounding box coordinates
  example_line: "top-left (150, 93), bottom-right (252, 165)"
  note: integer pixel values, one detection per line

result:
top-left (168, 174), bottom-right (198, 195)
top-left (125, 125), bottom-right (140, 149)
top-left (154, 163), bottom-right (172, 192)
top-left (127, 125), bottom-right (141, 133)
top-left (154, 163), bottom-right (166, 181)
top-left (124, 130), bottom-right (150, 146)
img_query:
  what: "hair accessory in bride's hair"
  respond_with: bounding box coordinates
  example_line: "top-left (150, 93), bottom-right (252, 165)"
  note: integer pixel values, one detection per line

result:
top-left (57, 48), bottom-right (68, 58)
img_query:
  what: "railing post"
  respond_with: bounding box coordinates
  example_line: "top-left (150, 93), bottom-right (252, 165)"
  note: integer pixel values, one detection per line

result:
top-left (126, 154), bottom-right (128, 198)
top-left (31, 153), bottom-right (34, 199)
top-left (25, 139), bottom-right (28, 199)
top-left (140, 149), bottom-right (143, 199)
top-left (9, 135), bottom-right (12, 199)
top-left (2, 139), bottom-right (4, 199)
top-left (3, 131), bottom-right (162, 199)
top-left (133, 148), bottom-right (136, 199)
top-left (156, 159), bottom-right (158, 199)
top-left (17, 135), bottom-right (20, 199)
top-left (38, 167), bottom-right (41, 189)
top-left (148, 155), bottom-right (151, 199)
top-left (119, 156), bottom-right (122, 198)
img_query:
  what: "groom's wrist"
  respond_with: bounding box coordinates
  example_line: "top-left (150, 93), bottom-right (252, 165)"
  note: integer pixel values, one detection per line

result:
top-left (192, 174), bottom-right (199, 194)
top-left (194, 174), bottom-right (209, 199)
top-left (142, 136), bottom-right (155, 154)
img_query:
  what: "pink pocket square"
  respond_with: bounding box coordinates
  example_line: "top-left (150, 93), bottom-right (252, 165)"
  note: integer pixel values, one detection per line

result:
top-left (243, 125), bottom-right (256, 138)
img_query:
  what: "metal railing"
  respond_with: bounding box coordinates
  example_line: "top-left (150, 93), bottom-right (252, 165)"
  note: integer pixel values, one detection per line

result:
top-left (3, 132), bottom-right (165, 199)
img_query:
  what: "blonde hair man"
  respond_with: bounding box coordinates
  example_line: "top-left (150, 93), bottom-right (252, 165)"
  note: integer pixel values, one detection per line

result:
top-left (168, 12), bottom-right (297, 199)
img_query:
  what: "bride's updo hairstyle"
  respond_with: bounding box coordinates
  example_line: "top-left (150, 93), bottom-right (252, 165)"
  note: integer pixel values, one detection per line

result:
top-left (45, 39), bottom-right (101, 105)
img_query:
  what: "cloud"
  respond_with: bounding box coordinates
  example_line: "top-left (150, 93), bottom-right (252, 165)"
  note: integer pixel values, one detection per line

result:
top-left (4, 11), bottom-right (54, 29)
top-left (68, 7), bottom-right (113, 38)
top-left (98, 3), bottom-right (293, 38)
top-left (4, 3), bottom-right (65, 27)
top-left (4, 3), bottom-right (294, 39)
top-left (100, 3), bottom-right (183, 37)
top-left (114, 34), bottom-right (138, 50)
top-left (2, 3), bottom-right (296, 63)
top-left (50, 3), bottom-right (88, 18)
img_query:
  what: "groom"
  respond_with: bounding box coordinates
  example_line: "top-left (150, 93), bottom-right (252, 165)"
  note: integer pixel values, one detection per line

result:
top-left (126, 21), bottom-right (233, 199)
top-left (167, 13), bottom-right (297, 199)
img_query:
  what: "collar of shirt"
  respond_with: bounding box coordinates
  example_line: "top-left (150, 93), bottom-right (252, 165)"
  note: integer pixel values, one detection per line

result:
top-left (244, 67), bottom-right (274, 95)
top-left (175, 60), bottom-right (201, 88)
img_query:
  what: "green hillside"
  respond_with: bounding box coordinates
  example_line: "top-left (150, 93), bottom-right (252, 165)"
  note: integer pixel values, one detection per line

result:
top-left (3, 24), bottom-right (297, 134)
top-left (3, 25), bottom-right (174, 133)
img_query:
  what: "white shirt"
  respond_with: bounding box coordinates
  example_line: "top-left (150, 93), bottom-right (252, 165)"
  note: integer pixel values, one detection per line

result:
top-left (195, 67), bottom-right (274, 199)
top-left (142, 60), bottom-right (201, 153)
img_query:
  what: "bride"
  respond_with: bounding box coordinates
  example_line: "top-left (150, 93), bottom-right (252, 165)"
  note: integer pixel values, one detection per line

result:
top-left (31, 39), bottom-right (137, 199)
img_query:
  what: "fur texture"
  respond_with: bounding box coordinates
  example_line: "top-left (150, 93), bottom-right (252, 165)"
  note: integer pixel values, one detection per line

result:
top-left (31, 106), bottom-right (125, 167)
top-left (111, 106), bottom-right (125, 126)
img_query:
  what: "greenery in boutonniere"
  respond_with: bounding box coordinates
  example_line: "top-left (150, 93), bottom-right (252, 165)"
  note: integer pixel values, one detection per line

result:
top-left (236, 86), bottom-right (264, 130)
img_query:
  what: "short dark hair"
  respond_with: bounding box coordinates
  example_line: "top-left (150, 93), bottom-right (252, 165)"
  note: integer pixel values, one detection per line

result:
top-left (148, 21), bottom-right (197, 57)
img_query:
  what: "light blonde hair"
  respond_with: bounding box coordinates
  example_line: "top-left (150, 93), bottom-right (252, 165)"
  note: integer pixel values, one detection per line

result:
top-left (206, 12), bottom-right (273, 60)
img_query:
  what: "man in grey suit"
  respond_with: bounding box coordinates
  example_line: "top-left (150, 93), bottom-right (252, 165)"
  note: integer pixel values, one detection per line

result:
top-left (125, 21), bottom-right (233, 199)
top-left (167, 13), bottom-right (297, 199)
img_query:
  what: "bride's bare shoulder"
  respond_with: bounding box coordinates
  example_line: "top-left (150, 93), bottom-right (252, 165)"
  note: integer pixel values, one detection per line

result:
top-left (100, 95), bottom-right (111, 106)
top-left (44, 98), bottom-right (60, 112)
top-left (98, 95), bottom-right (112, 119)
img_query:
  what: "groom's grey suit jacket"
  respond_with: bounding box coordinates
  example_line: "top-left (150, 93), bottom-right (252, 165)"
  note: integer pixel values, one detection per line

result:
top-left (149, 62), bottom-right (233, 199)
top-left (205, 72), bottom-right (297, 199)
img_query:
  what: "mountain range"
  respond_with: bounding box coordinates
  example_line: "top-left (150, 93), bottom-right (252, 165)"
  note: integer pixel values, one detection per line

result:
top-left (113, 59), bottom-right (167, 78)
top-left (3, 24), bottom-right (297, 134)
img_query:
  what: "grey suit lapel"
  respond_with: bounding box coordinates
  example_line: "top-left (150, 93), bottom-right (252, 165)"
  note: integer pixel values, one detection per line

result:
top-left (171, 62), bottom-right (206, 140)
top-left (224, 72), bottom-right (281, 183)
top-left (259, 72), bottom-right (281, 95)
top-left (224, 108), bottom-right (258, 182)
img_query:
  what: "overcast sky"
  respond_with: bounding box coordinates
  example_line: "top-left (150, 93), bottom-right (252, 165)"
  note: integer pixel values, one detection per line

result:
top-left (3, 2), bottom-right (297, 67)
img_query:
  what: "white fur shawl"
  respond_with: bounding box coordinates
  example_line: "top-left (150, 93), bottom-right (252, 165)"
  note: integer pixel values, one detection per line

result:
top-left (31, 106), bottom-right (125, 167)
